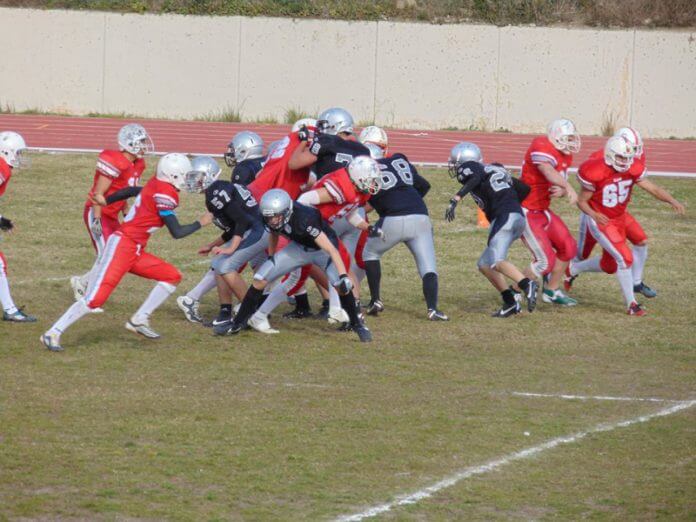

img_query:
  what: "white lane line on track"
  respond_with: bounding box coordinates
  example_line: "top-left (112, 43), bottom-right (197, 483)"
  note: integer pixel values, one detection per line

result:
top-left (511, 391), bottom-right (686, 403)
top-left (335, 399), bottom-right (696, 522)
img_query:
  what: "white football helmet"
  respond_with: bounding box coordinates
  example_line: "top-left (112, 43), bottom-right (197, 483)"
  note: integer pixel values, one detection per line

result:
top-left (604, 136), bottom-right (635, 173)
top-left (547, 118), bottom-right (581, 155)
top-left (117, 123), bottom-right (154, 158)
top-left (347, 155), bottom-right (382, 195)
top-left (364, 142), bottom-right (385, 160)
top-left (184, 155), bottom-right (222, 193)
top-left (317, 107), bottom-right (354, 135)
top-left (615, 127), bottom-right (643, 158)
top-left (225, 131), bottom-right (264, 167)
top-left (359, 126), bottom-right (388, 151)
top-left (0, 131), bottom-right (29, 169)
top-left (291, 118), bottom-right (317, 132)
top-left (448, 142), bottom-right (482, 178)
top-left (156, 153), bottom-right (192, 191)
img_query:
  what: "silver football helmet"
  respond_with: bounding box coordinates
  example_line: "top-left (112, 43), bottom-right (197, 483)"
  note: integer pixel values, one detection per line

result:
top-left (224, 131), bottom-right (264, 167)
top-left (0, 131), bottom-right (29, 169)
top-left (260, 188), bottom-right (293, 231)
top-left (316, 107), bottom-right (354, 135)
top-left (117, 123), bottom-right (154, 158)
top-left (184, 155), bottom-right (222, 193)
top-left (448, 142), bottom-right (482, 178)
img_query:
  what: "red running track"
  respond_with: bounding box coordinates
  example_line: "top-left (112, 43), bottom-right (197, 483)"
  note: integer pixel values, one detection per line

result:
top-left (1, 114), bottom-right (695, 174)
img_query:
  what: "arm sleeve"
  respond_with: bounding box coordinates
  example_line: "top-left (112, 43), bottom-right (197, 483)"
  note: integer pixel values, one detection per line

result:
top-left (412, 172), bottom-right (431, 197)
top-left (455, 176), bottom-right (480, 199)
top-left (105, 186), bottom-right (142, 204)
top-left (512, 177), bottom-right (531, 202)
top-left (161, 213), bottom-right (202, 239)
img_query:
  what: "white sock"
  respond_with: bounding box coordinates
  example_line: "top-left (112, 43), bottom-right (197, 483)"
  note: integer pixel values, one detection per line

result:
top-left (132, 282), bottom-right (176, 323)
top-left (0, 274), bottom-right (18, 314)
top-left (632, 245), bottom-right (648, 286)
top-left (49, 299), bottom-right (91, 335)
top-left (616, 267), bottom-right (636, 306)
top-left (571, 256), bottom-right (602, 275)
top-left (187, 269), bottom-right (217, 301)
top-left (328, 285), bottom-right (341, 311)
top-left (258, 282), bottom-right (288, 316)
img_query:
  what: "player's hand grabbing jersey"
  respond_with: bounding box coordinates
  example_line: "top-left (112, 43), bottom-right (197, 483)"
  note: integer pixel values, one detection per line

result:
top-left (520, 136), bottom-right (572, 211)
top-left (577, 158), bottom-right (645, 219)
top-left (370, 153), bottom-right (430, 217)
top-left (309, 133), bottom-right (370, 179)
top-left (117, 177), bottom-right (179, 246)
top-left (88, 150), bottom-right (146, 218)
top-left (205, 180), bottom-right (262, 241)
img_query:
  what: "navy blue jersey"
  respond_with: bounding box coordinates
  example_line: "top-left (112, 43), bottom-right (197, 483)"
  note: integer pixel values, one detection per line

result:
top-left (455, 161), bottom-right (526, 222)
top-left (309, 134), bottom-right (370, 178)
top-left (369, 153), bottom-right (430, 217)
top-left (231, 156), bottom-right (265, 186)
top-left (205, 180), bottom-right (262, 241)
top-left (277, 202), bottom-right (339, 250)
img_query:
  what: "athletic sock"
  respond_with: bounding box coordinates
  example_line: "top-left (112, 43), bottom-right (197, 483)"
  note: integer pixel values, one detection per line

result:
top-left (571, 256), bottom-right (602, 275)
top-left (616, 267), bottom-right (636, 307)
top-left (364, 260), bottom-right (381, 301)
top-left (422, 272), bottom-right (439, 310)
top-left (219, 303), bottom-right (232, 319)
top-left (0, 274), bottom-right (18, 315)
top-left (48, 299), bottom-right (91, 336)
top-left (293, 292), bottom-right (310, 312)
top-left (258, 283), bottom-right (288, 316)
top-left (132, 282), bottom-right (176, 323)
top-left (234, 286), bottom-right (264, 326)
top-left (339, 293), bottom-right (361, 327)
top-left (517, 277), bottom-right (531, 293)
top-left (187, 269), bottom-right (217, 301)
top-left (328, 285), bottom-right (341, 311)
top-left (632, 245), bottom-right (648, 285)
top-left (501, 288), bottom-right (516, 306)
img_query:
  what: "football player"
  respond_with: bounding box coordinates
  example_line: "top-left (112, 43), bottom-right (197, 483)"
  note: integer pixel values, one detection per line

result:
top-left (445, 142), bottom-right (538, 317)
top-left (519, 118), bottom-right (580, 306)
top-left (178, 156), bottom-right (269, 331)
top-left (70, 124), bottom-right (153, 300)
top-left (361, 143), bottom-right (448, 321)
top-left (220, 189), bottom-right (372, 342)
top-left (573, 127), bottom-right (660, 298)
top-left (224, 131), bottom-right (265, 186)
top-left (566, 137), bottom-right (684, 315)
top-left (0, 131), bottom-right (36, 322)
top-left (41, 153), bottom-right (213, 352)
top-left (448, 143), bottom-right (491, 228)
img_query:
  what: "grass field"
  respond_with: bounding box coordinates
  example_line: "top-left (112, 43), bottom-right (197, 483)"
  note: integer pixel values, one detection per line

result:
top-left (1, 153), bottom-right (695, 520)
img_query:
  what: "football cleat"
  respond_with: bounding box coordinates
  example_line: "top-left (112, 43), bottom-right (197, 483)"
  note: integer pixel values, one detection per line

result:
top-left (634, 282), bottom-right (657, 298)
top-left (354, 324), bottom-right (373, 343)
top-left (176, 296), bottom-right (203, 323)
top-left (627, 302), bottom-right (646, 316)
top-left (366, 298), bottom-right (384, 316)
top-left (3, 308), bottom-right (37, 322)
top-left (282, 307), bottom-right (313, 319)
top-left (70, 276), bottom-right (87, 301)
top-left (542, 289), bottom-right (578, 306)
top-left (492, 293), bottom-right (522, 318)
top-left (524, 280), bottom-right (539, 312)
top-left (125, 319), bottom-right (161, 339)
top-left (248, 313), bottom-right (279, 334)
top-left (327, 307), bottom-right (350, 325)
top-left (217, 321), bottom-right (244, 336)
top-left (428, 309), bottom-right (449, 321)
top-left (40, 332), bottom-right (64, 352)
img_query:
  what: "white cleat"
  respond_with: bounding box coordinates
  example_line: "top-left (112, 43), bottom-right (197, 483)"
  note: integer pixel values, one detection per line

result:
top-left (327, 307), bottom-right (350, 325)
top-left (176, 295), bottom-right (202, 323)
top-left (248, 313), bottom-right (279, 334)
top-left (70, 276), bottom-right (87, 301)
top-left (40, 332), bottom-right (64, 352)
top-left (125, 318), bottom-right (161, 339)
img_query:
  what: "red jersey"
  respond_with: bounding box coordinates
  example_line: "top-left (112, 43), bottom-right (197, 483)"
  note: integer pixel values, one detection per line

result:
top-left (87, 150), bottom-right (146, 219)
top-left (249, 133), bottom-right (309, 201)
top-left (520, 136), bottom-right (573, 211)
top-left (313, 168), bottom-right (370, 223)
top-left (577, 158), bottom-right (645, 219)
top-left (0, 157), bottom-right (13, 198)
top-left (118, 177), bottom-right (179, 246)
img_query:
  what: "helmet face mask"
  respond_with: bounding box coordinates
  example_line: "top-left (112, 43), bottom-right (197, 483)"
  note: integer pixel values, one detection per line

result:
top-left (348, 155), bottom-right (382, 195)
top-left (316, 107), bottom-right (355, 136)
top-left (225, 131), bottom-right (264, 167)
top-left (604, 136), bottom-right (635, 173)
top-left (547, 118), bottom-right (581, 155)
top-left (260, 189), bottom-right (293, 231)
top-left (118, 123), bottom-right (154, 158)
top-left (0, 131), bottom-right (29, 169)
top-left (448, 142), bottom-right (482, 178)
top-left (185, 155), bottom-right (221, 193)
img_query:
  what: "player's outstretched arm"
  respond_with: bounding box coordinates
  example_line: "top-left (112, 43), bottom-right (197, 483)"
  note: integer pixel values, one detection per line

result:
top-left (102, 186), bottom-right (143, 205)
top-left (161, 212), bottom-right (211, 239)
top-left (445, 177), bottom-right (479, 222)
top-left (636, 178), bottom-right (686, 215)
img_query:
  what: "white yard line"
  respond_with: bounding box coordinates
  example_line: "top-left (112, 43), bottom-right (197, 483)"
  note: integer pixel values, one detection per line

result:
top-left (335, 400), bottom-right (696, 522)
top-left (511, 391), bottom-right (684, 403)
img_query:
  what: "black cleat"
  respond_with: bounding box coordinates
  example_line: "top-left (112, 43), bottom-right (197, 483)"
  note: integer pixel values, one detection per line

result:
top-left (524, 280), bottom-right (539, 312)
top-left (634, 282), bottom-right (657, 298)
top-left (282, 307), bottom-right (313, 319)
top-left (4, 308), bottom-right (37, 322)
top-left (213, 320), bottom-right (238, 336)
top-left (354, 324), bottom-right (372, 343)
top-left (492, 294), bottom-right (522, 318)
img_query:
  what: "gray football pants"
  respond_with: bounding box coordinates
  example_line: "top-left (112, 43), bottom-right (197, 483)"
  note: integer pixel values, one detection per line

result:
top-left (253, 242), bottom-right (341, 286)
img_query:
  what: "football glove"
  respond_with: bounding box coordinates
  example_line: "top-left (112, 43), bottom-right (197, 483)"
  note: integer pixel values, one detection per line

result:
top-left (297, 125), bottom-right (310, 142)
top-left (0, 216), bottom-right (13, 231)
top-left (367, 225), bottom-right (385, 241)
top-left (445, 198), bottom-right (458, 222)
top-left (90, 216), bottom-right (103, 238)
top-left (336, 274), bottom-right (353, 295)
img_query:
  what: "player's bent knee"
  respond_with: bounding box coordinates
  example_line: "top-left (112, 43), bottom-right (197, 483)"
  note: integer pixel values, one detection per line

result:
top-left (252, 278), bottom-right (268, 290)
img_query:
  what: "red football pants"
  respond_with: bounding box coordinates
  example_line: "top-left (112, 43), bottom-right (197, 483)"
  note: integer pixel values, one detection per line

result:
top-left (85, 233), bottom-right (181, 309)
top-left (578, 211), bottom-right (647, 260)
top-left (521, 209), bottom-right (577, 277)
top-left (83, 205), bottom-right (121, 255)
top-left (584, 213), bottom-right (634, 274)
